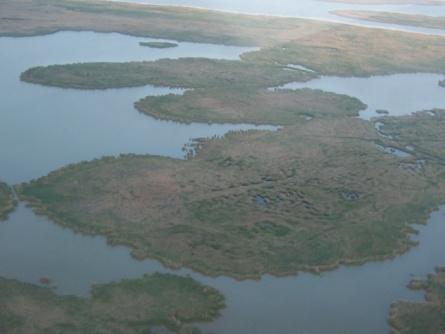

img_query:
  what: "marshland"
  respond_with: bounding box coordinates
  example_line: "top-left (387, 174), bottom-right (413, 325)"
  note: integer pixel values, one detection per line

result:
top-left (1, 1), bottom-right (445, 333)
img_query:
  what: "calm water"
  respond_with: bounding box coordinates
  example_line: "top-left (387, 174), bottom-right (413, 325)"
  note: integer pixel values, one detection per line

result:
top-left (1, 203), bottom-right (445, 334)
top-left (113, 0), bottom-right (445, 36)
top-left (200, 208), bottom-right (445, 334)
top-left (0, 31), bottom-right (268, 184)
top-left (280, 73), bottom-right (445, 119)
top-left (1, 30), bottom-right (445, 334)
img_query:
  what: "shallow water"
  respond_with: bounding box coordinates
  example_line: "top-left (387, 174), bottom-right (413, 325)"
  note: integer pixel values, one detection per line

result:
top-left (376, 144), bottom-right (413, 158)
top-left (280, 73), bottom-right (445, 119)
top-left (1, 29), bottom-right (445, 334)
top-left (255, 194), bottom-right (268, 207)
top-left (113, 0), bottom-right (445, 36)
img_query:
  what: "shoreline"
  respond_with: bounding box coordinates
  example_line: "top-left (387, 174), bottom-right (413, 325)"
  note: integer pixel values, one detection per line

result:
top-left (12, 193), bottom-right (427, 280)
top-left (13, 146), bottom-right (442, 281)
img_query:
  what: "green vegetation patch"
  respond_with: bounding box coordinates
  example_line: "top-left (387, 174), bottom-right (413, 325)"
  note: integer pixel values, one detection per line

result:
top-left (20, 58), bottom-right (314, 90)
top-left (0, 182), bottom-right (16, 220)
top-left (0, 273), bottom-right (224, 334)
top-left (439, 79), bottom-right (445, 87)
top-left (140, 41), bottom-right (178, 48)
top-left (16, 113), bottom-right (445, 278)
top-left (135, 87), bottom-right (366, 125)
top-left (389, 267), bottom-right (445, 334)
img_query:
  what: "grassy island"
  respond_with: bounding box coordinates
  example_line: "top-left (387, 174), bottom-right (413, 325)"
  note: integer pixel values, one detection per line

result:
top-left (140, 41), bottom-right (178, 49)
top-left (16, 110), bottom-right (445, 278)
top-left (440, 79), bottom-right (445, 87)
top-left (389, 267), bottom-right (445, 334)
top-left (0, 273), bottom-right (224, 334)
top-left (20, 58), bottom-right (315, 90)
top-left (0, 182), bottom-right (16, 220)
top-left (333, 10), bottom-right (445, 30)
top-left (135, 87), bottom-right (366, 125)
